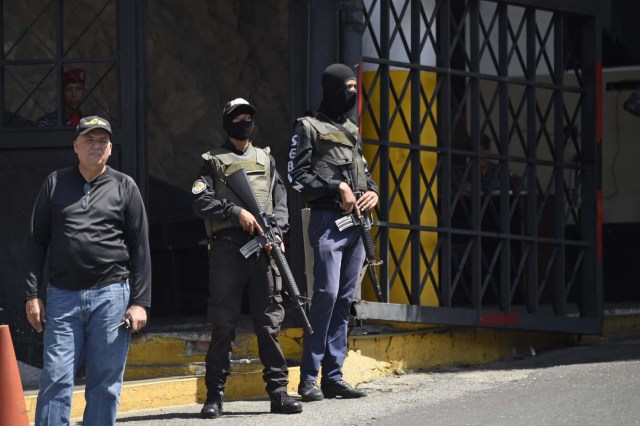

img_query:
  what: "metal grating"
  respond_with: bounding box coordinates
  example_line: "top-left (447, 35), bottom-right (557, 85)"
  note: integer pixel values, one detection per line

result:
top-left (355, 0), bottom-right (602, 334)
top-left (1, 0), bottom-right (119, 130)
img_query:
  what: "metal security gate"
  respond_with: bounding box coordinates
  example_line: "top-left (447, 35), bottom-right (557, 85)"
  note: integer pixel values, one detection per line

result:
top-left (0, 0), bottom-right (146, 365)
top-left (353, 0), bottom-right (602, 334)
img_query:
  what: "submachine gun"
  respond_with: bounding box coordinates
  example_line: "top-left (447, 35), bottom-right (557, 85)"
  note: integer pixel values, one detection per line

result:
top-left (224, 169), bottom-right (313, 335)
top-left (335, 208), bottom-right (384, 303)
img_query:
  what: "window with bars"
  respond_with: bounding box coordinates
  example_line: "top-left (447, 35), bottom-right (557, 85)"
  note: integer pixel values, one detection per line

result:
top-left (1, 0), bottom-right (119, 131)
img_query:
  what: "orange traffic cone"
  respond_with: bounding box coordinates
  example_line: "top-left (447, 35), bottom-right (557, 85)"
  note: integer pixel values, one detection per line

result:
top-left (0, 324), bottom-right (29, 426)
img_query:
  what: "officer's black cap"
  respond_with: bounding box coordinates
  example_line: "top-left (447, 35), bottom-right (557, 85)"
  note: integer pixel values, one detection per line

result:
top-left (223, 98), bottom-right (256, 120)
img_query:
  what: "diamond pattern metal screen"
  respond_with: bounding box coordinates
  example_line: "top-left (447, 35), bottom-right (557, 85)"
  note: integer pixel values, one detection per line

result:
top-left (356, 0), bottom-right (601, 334)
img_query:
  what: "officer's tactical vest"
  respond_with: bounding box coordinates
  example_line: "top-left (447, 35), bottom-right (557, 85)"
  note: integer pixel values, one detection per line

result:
top-left (201, 144), bottom-right (272, 236)
top-left (299, 116), bottom-right (368, 193)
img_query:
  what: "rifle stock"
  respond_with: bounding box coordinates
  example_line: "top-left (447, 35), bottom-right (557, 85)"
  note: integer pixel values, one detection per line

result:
top-left (226, 169), bottom-right (313, 335)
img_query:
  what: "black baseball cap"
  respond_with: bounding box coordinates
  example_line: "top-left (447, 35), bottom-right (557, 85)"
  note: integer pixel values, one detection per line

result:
top-left (76, 115), bottom-right (112, 137)
top-left (223, 98), bottom-right (256, 119)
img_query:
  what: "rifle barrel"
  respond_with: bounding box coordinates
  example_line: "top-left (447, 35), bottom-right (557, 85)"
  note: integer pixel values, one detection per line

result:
top-left (225, 169), bottom-right (314, 334)
top-left (361, 215), bottom-right (384, 302)
top-left (271, 245), bottom-right (314, 334)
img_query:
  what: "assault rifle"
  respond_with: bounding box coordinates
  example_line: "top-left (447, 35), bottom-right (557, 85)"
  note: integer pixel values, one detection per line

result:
top-left (335, 211), bottom-right (384, 302)
top-left (225, 169), bottom-right (313, 335)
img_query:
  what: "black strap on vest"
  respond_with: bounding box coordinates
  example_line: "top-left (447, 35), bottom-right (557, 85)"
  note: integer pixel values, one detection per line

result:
top-left (316, 112), bottom-right (359, 147)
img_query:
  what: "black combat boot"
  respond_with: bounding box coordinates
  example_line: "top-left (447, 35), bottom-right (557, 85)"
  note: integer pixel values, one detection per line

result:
top-left (200, 390), bottom-right (224, 419)
top-left (270, 390), bottom-right (303, 414)
top-left (298, 380), bottom-right (324, 402)
top-left (321, 380), bottom-right (367, 399)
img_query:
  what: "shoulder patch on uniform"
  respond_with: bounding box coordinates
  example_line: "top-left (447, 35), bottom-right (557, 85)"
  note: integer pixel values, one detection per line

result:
top-left (191, 179), bottom-right (207, 194)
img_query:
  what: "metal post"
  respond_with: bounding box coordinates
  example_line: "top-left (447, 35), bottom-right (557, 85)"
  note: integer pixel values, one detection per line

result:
top-left (308, 0), bottom-right (339, 110)
top-left (288, 0), bottom-right (312, 301)
top-left (525, 7), bottom-right (538, 313)
top-left (470, 0), bottom-right (482, 310)
top-left (376, 0), bottom-right (391, 303)
top-left (580, 14), bottom-right (603, 320)
top-left (339, 0), bottom-right (364, 69)
top-left (498, 2), bottom-right (511, 312)
top-left (410, 0), bottom-right (421, 305)
top-left (0, 0), bottom-right (4, 129)
top-left (439, 0), bottom-right (453, 307)
top-left (553, 12), bottom-right (566, 316)
top-left (135, 0), bottom-right (148, 199)
top-left (55, 0), bottom-right (63, 127)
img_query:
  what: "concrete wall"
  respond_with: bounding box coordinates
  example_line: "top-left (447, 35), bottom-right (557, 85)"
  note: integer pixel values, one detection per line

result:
top-left (144, 1), bottom-right (292, 318)
top-left (146, 0), bottom-right (291, 191)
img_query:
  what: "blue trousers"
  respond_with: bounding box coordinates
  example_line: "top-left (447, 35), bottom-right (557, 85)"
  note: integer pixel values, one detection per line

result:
top-left (300, 209), bottom-right (365, 383)
top-left (35, 281), bottom-right (131, 426)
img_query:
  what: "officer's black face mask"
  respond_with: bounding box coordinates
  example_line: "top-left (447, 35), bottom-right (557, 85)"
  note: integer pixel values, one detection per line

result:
top-left (319, 64), bottom-right (357, 119)
top-left (333, 86), bottom-right (357, 114)
top-left (226, 118), bottom-right (254, 140)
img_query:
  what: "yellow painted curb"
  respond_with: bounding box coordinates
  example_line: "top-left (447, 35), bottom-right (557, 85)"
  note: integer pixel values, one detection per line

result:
top-left (349, 327), bottom-right (576, 371)
top-left (25, 312), bottom-right (638, 422)
top-left (126, 327), bottom-right (304, 367)
top-left (126, 335), bottom-right (204, 364)
top-left (25, 369), bottom-right (293, 422)
top-left (602, 313), bottom-right (640, 337)
top-left (123, 363), bottom-right (205, 380)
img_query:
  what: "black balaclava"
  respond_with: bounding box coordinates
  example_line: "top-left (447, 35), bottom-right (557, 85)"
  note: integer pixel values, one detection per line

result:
top-left (225, 117), bottom-right (254, 140)
top-left (318, 63), bottom-right (357, 120)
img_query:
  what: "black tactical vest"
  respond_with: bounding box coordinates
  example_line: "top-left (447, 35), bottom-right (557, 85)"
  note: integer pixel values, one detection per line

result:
top-left (201, 144), bottom-right (272, 235)
top-left (298, 116), bottom-right (368, 193)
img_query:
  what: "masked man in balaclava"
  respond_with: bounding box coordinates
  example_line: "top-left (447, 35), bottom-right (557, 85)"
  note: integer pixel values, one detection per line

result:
top-left (288, 64), bottom-right (379, 402)
top-left (193, 98), bottom-right (302, 418)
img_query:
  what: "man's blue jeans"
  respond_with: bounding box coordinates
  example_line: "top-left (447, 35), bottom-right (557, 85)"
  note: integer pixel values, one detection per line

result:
top-left (300, 209), bottom-right (365, 384)
top-left (35, 281), bottom-right (131, 426)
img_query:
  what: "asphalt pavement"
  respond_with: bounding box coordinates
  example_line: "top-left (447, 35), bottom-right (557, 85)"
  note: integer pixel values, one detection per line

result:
top-left (111, 330), bottom-right (640, 426)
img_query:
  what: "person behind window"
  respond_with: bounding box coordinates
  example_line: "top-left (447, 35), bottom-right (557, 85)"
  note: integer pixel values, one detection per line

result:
top-left (37, 68), bottom-right (87, 127)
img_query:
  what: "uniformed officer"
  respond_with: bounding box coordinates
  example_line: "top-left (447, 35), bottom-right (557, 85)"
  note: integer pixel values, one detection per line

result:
top-left (192, 98), bottom-right (302, 418)
top-left (288, 64), bottom-right (379, 401)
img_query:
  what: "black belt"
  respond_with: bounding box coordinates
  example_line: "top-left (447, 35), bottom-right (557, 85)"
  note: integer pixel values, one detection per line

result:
top-left (212, 227), bottom-right (249, 241)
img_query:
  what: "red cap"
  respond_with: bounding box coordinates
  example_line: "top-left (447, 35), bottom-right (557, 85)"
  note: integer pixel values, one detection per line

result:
top-left (63, 68), bottom-right (86, 86)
